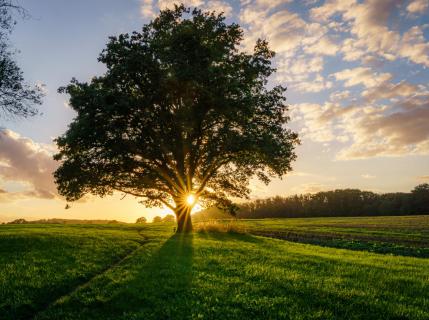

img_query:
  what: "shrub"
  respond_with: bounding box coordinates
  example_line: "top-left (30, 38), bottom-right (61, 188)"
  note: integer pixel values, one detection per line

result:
top-left (162, 214), bottom-right (175, 223)
top-left (152, 216), bottom-right (162, 223)
top-left (136, 217), bottom-right (147, 224)
top-left (194, 220), bottom-right (246, 234)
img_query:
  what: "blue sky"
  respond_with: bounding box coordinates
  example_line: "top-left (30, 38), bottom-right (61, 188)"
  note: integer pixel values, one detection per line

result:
top-left (0, 0), bottom-right (428, 222)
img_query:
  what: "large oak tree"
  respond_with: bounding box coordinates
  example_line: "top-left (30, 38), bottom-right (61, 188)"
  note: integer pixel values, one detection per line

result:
top-left (54, 6), bottom-right (298, 232)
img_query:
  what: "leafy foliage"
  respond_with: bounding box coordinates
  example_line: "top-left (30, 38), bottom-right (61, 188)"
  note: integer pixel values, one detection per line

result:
top-left (54, 5), bottom-right (298, 231)
top-left (199, 184), bottom-right (429, 219)
top-left (136, 216), bottom-right (147, 224)
top-left (152, 216), bottom-right (162, 223)
top-left (162, 214), bottom-right (175, 223)
top-left (411, 183), bottom-right (429, 214)
top-left (0, 0), bottom-right (43, 118)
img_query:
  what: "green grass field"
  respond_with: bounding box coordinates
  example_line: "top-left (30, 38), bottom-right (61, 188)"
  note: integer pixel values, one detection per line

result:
top-left (234, 215), bottom-right (429, 258)
top-left (0, 216), bottom-right (428, 319)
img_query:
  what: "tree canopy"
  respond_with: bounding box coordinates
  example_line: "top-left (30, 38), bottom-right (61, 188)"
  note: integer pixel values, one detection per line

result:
top-left (0, 0), bottom-right (43, 118)
top-left (162, 214), bottom-right (176, 223)
top-left (54, 5), bottom-right (298, 232)
top-left (136, 216), bottom-right (147, 224)
top-left (152, 216), bottom-right (162, 223)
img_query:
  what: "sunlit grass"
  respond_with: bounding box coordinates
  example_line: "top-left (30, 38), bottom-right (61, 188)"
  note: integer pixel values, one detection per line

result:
top-left (194, 220), bottom-right (247, 234)
top-left (1, 220), bottom-right (428, 319)
top-left (204, 215), bottom-right (429, 257)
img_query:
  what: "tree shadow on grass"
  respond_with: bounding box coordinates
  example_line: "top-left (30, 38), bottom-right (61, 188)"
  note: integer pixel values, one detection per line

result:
top-left (115, 233), bottom-right (194, 319)
top-left (36, 234), bottom-right (194, 320)
top-left (36, 232), bottom-right (428, 320)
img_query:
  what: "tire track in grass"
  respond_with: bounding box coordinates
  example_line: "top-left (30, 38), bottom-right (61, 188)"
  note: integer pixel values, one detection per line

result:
top-left (29, 229), bottom-right (150, 320)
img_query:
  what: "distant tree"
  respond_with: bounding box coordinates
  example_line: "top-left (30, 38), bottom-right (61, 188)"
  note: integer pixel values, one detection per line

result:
top-left (136, 216), bottom-right (147, 224)
top-left (411, 183), bottom-right (429, 214)
top-left (8, 218), bottom-right (27, 224)
top-left (54, 5), bottom-right (298, 232)
top-left (152, 216), bottom-right (162, 223)
top-left (162, 214), bottom-right (175, 223)
top-left (0, 0), bottom-right (43, 118)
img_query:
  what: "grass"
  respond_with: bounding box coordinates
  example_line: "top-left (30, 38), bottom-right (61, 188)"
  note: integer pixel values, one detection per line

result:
top-left (0, 224), bottom-right (152, 319)
top-left (0, 216), bottom-right (428, 319)
top-left (194, 220), bottom-right (246, 233)
top-left (214, 215), bottom-right (429, 258)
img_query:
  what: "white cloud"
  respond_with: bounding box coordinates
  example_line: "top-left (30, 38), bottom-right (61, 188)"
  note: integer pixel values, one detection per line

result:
top-left (140, 0), bottom-right (155, 18)
top-left (253, 0), bottom-right (289, 9)
top-left (293, 103), bottom-right (352, 142)
top-left (304, 36), bottom-right (339, 56)
top-left (342, 0), bottom-right (401, 55)
top-left (407, 0), bottom-right (429, 14)
top-left (310, 0), bottom-right (429, 67)
top-left (340, 38), bottom-right (367, 62)
top-left (337, 102), bottom-right (429, 159)
top-left (362, 80), bottom-right (419, 102)
top-left (278, 55), bottom-right (324, 79)
top-left (293, 86), bottom-right (429, 160)
top-left (290, 74), bottom-right (333, 93)
top-left (277, 55), bottom-right (334, 93)
top-left (399, 26), bottom-right (429, 67)
top-left (329, 90), bottom-right (351, 102)
top-left (204, 0), bottom-right (233, 16)
top-left (310, 0), bottom-right (355, 21)
top-left (158, 0), bottom-right (204, 11)
top-left (332, 67), bottom-right (392, 88)
top-left (0, 129), bottom-right (58, 201)
top-left (140, 0), bottom-right (210, 19)
top-left (239, 4), bottom-right (317, 55)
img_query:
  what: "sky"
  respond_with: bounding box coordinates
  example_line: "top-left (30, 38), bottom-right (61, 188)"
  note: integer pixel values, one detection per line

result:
top-left (0, 0), bottom-right (428, 223)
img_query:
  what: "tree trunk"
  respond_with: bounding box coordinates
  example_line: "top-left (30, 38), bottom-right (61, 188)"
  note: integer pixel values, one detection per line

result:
top-left (175, 206), bottom-right (193, 233)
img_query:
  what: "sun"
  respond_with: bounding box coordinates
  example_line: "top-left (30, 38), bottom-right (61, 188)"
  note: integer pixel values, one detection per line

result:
top-left (186, 194), bottom-right (196, 206)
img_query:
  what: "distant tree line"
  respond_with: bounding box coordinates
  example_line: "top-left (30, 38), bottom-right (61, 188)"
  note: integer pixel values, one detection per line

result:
top-left (236, 184), bottom-right (429, 219)
top-left (193, 184), bottom-right (429, 220)
top-left (5, 218), bottom-right (122, 224)
top-left (150, 215), bottom-right (176, 223)
top-left (136, 215), bottom-right (175, 223)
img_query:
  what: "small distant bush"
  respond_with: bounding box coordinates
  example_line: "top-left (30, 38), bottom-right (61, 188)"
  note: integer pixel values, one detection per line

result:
top-left (162, 214), bottom-right (175, 223)
top-left (152, 216), bottom-right (162, 223)
top-left (136, 217), bottom-right (147, 224)
top-left (195, 220), bottom-right (246, 234)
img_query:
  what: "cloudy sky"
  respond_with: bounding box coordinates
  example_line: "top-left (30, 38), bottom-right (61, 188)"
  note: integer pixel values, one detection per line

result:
top-left (1, 0), bottom-right (428, 222)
